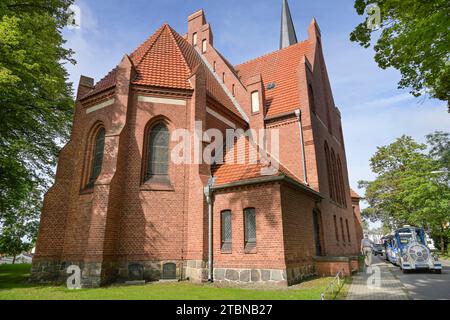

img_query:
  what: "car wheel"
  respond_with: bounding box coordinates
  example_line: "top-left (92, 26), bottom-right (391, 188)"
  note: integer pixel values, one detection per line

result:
top-left (402, 269), bottom-right (409, 274)
top-left (435, 270), bottom-right (442, 274)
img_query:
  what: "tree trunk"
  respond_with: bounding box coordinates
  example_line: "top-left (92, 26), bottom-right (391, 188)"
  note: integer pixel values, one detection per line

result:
top-left (441, 234), bottom-right (445, 255)
top-left (12, 255), bottom-right (16, 265)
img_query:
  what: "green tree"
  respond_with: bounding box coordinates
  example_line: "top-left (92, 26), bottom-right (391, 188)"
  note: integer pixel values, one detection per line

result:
top-left (350, 0), bottom-right (450, 110)
top-left (0, 0), bottom-right (74, 242)
top-left (359, 134), bottom-right (450, 254)
top-left (0, 190), bottom-right (39, 263)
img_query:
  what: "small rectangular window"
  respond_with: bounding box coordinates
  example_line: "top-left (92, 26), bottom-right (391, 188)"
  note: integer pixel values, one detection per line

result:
top-left (222, 72), bottom-right (225, 84)
top-left (221, 211), bottom-right (232, 251)
top-left (244, 208), bottom-right (256, 248)
top-left (192, 33), bottom-right (198, 46)
top-left (202, 39), bottom-right (207, 53)
top-left (251, 91), bottom-right (260, 113)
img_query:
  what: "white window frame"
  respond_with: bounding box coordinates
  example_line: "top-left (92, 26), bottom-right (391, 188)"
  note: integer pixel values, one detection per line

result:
top-left (251, 91), bottom-right (260, 113)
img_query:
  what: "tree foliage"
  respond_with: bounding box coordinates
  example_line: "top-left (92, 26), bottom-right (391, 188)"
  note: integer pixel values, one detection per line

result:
top-left (350, 0), bottom-right (450, 110)
top-left (359, 133), bottom-right (450, 254)
top-left (0, 0), bottom-right (74, 245)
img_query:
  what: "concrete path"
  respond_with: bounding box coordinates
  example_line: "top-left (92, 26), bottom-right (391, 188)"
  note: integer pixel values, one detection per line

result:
top-left (390, 259), bottom-right (450, 300)
top-left (347, 256), bottom-right (409, 300)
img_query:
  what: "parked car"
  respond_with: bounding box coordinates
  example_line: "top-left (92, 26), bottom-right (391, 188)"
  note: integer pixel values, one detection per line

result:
top-left (373, 243), bottom-right (384, 256)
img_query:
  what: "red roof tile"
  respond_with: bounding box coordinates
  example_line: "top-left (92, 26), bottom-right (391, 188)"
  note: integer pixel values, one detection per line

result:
top-left (132, 25), bottom-right (192, 89)
top-left (212, 135), bottom-right (304, 186)
top-left (82, 24), bottom-right (244, 122)
top-left (235, 41), bottom-right (311, 118)
top-left (351, 188), bottom-right (361, 199)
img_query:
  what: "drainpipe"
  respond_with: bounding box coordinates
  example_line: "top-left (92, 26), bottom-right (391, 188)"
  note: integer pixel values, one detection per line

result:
top-left (204, 177), bottom-right (216, 282)
top-left (295, 109), bottom-right (309, 185)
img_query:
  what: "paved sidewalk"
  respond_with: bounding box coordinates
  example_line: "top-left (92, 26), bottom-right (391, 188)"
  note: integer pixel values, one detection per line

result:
top-left (347, 257), bottom-right (410, 300)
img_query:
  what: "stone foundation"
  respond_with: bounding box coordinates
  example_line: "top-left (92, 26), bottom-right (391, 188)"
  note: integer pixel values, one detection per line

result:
top-left (30, 260), bottom-right (323, 288)
top-left (30, 259), bottom-right (185, 288)
top-left (30, 260), bottom-right (104, 287)
top-left (213, 268), bottom-right (288, 287)
top-left (184, 260), bottom-right (208, 283)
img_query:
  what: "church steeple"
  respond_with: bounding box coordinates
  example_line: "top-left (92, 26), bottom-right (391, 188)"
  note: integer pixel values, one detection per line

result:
top-left (280, 0), bottom-right (298, 49)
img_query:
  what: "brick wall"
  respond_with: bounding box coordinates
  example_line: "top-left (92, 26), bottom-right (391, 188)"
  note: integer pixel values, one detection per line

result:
top-left (212, 183), bottom-right (286, 270)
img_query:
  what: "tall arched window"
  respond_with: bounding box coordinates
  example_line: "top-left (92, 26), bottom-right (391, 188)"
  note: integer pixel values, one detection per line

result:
top-left (308, 84), bottom-right (316, 114)
top-left (87, 127), bottom-right (106, 188)
top-left (331, 150), bottom-right (339, 203)
top-left (324, 142), bottom-right (334, 201)
top-left (145, 122), bottom-right (169, 181)
top-left (337, 157), bottom-right (347, 207)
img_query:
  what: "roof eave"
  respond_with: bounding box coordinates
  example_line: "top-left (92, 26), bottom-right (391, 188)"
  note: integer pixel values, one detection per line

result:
top-left (212, 174), bottom-right (323, 200)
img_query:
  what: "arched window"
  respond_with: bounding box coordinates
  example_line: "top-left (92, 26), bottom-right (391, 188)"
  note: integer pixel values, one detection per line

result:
top-left (337, 157), bottom-right (347, 207)
top-left (87, 127), bottom-right (106, 188)
top-left (331, 150), bottom-right (339, 203)
top-left (340, 217), bottom-right (346, 243)
top-left (308, 84), bottom-right (316, 114)
top-left (145, 122), bottom-right (169, 181)
top-left (324, 142), bottom-right (334, 201)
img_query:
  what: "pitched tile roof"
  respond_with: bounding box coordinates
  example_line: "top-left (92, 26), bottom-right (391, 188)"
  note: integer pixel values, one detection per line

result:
top-left (132, 24), bottom-right (192, 89)
top-left (235, 41), bottom-right (311, 118)
top-left (212, 135), bottom-right (303, 187)
top-left (81, 24), bottom-right (245, 122)
top-left (351, 188), bottom-right (361, 199)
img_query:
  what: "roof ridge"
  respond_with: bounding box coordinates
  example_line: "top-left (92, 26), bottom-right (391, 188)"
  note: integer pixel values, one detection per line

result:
top-left (235, 39), bottom-right (309, 69)
top-left (130, 24), bottom-right (168, 66)
top-left (165, 24), bottom-right (196, 73)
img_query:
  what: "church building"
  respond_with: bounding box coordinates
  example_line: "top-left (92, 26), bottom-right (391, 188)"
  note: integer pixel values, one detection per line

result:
top-left (31, 1), bottom-right (363, 287)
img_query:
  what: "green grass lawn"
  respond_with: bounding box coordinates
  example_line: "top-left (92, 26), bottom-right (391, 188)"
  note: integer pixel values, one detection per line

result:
top-left (0, 264), bottom-right (350, 300)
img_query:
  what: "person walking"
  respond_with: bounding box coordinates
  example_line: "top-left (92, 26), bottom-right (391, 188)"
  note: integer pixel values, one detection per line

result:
top-left (361, 234), bottom-right (373, 267)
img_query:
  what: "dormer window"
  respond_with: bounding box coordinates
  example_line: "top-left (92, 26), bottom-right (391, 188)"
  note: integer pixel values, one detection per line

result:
top-left (192, 32), bottom-right (198, 46)
top-left (202, 39), bottom-right (207, 53)
top-left (251, 91), bottom-right (260, 113)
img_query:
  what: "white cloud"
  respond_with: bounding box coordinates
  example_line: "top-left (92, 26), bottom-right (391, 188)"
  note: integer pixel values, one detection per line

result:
top-left (358, 93), bottom-right (414, 109)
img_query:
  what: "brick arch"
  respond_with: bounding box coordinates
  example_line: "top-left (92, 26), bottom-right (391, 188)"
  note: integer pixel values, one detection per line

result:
top-left (324, 141), bottom-right (334, 201)
top-left (80, 121), bottom-right (106, 191)
top-left (336, 156), bottom-right (346, 207)
top-left (141, 117), bottom-right (173, 184)
top-left (330, 149), bottom-right (338, 203)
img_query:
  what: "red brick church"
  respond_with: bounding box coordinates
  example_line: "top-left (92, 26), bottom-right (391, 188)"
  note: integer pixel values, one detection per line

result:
top-left (31, 1), bottom-right (363, 287)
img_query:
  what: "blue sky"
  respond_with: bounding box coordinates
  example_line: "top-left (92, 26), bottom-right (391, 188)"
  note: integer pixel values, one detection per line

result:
top-left (63, 0), bottom-right (450, 215)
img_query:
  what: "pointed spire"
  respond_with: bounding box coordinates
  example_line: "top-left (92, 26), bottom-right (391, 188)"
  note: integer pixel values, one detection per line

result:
top-left (280, 0), bottom-right (298, 49)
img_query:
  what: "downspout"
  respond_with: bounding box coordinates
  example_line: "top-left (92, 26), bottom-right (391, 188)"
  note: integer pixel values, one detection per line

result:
top-left (204, 177), bottom-right (216, 282)
top-left (295, 109), bottom-right (309, 185)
